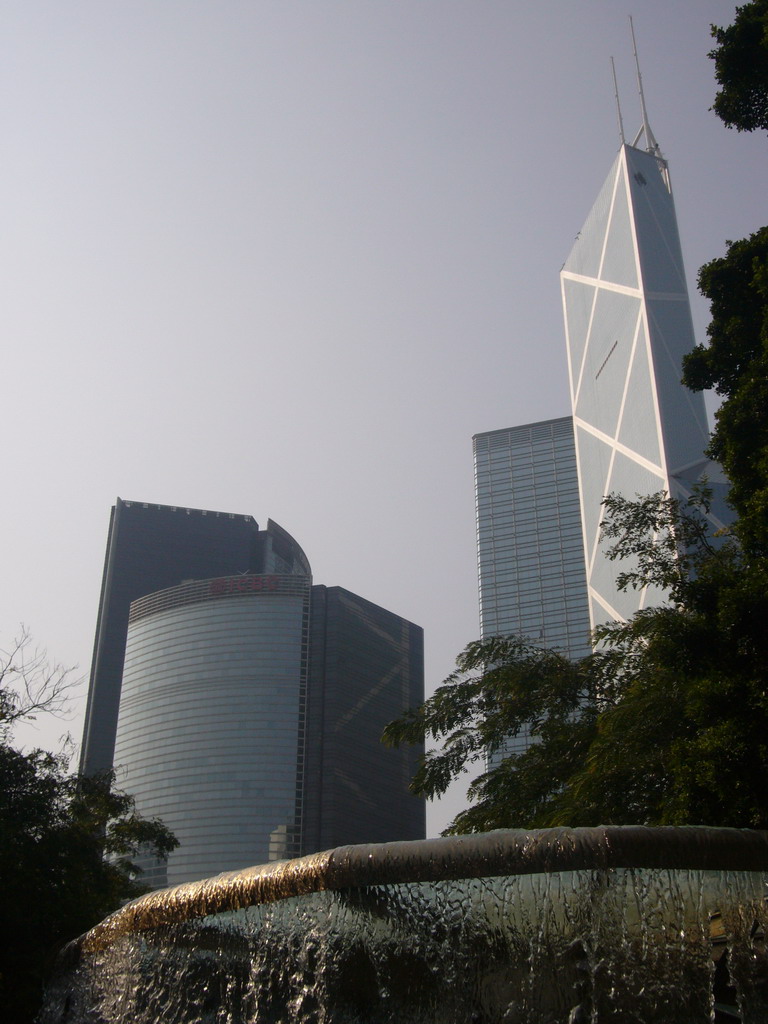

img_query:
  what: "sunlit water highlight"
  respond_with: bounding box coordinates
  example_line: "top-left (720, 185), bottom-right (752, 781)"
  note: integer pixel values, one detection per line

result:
top-left (41, 827), bottom-right (768, 1023)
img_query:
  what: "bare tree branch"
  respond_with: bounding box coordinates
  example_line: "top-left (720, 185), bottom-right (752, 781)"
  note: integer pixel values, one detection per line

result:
top-left (0, 626), bottom-right (80, 729)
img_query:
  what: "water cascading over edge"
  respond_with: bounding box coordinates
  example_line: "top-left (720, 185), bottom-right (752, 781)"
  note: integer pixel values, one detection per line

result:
top-left (42, 826), bottom-right (768, 1023)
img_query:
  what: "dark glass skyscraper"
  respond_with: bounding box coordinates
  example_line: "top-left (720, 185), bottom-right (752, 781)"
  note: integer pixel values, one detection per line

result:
top-left (474, 417), bottom-right (590, 660)
top-left (81, 498), bottom-right (424, 886)
top-left (80, 499), bottom-right (309, 778)
top-left (473, 417), bottom-right (591, 764)
top-left (305, 585), bottom-right (425, 851)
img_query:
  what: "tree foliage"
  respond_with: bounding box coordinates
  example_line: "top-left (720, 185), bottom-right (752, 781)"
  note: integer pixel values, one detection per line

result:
top-left (709, 0), bottom-right (768, 132)
top-left (598, 489), bottom-right (720, 602)
top-left (382, 636), bottom-right (598, 808)
top-left (0, 634), bottom-right (178, 1024)
top-left (383, 492), bottom-right (768, 835)
top-left (683, 227), bottom-right (768, 554)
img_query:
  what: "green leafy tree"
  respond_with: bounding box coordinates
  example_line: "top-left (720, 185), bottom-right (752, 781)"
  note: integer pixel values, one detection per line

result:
top-left (683, 227), bottom-right (768, 555)
top-left (709, 0), bottom-right (768, 132)
top-left (0, 635), bottom-right (178, 1024)
top-left (382, 635), bottom-right (600, 831)
top-left (383, 492), bottom-right (768, 834)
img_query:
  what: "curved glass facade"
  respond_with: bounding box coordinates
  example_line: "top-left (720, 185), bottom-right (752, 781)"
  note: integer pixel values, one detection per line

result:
top-left (85, 500), bottom-right (425, 888)
top-left (80, 499), bottom-right (310, 778)
top-left (114, 574), bottom-right (310, 888)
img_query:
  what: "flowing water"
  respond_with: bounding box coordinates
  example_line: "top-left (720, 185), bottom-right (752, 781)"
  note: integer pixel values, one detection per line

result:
top-left (40, 827), bottom-right (768, 1023)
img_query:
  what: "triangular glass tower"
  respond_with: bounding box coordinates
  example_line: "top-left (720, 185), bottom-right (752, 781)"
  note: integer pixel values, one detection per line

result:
top-left (561, 142), bottom-right (725, 627)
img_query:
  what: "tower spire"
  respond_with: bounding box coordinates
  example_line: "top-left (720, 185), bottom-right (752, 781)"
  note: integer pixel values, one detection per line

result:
top-left (629, 15), bottom-right (662, 157)
top-left (610, 56), bottom-right (626, 146)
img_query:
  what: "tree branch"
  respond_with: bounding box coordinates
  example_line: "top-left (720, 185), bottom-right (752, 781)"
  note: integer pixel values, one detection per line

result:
top-left (0, 626), bottom-right (80, 729)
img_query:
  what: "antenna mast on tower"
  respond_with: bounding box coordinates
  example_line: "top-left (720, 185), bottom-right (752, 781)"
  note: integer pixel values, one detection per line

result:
top-left (630, 15), bottom-right (662, 158)
top-left (611, 56), bottom-right (626, 146)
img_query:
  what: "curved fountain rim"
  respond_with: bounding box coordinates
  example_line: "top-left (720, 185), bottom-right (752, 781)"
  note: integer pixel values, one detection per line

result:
top-left (79, 825), bottom-right (768, 952)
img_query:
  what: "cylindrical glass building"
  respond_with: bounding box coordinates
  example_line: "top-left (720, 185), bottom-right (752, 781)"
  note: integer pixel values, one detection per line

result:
top-left (113, 573), bottom-right (311, 888)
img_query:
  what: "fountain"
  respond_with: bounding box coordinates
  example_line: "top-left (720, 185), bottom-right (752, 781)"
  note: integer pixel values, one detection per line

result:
top-left (42, 827), bottom-right (768, 1023)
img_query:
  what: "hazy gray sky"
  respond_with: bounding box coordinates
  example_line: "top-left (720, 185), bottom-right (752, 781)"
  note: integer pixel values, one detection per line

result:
top-left (3, 1), bottom-right (764, 835)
